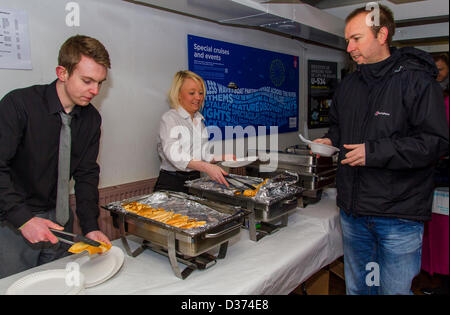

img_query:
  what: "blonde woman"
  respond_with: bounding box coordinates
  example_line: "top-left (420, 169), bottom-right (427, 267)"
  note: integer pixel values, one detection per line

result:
top-left (154, 70), bottom-right (230, 193)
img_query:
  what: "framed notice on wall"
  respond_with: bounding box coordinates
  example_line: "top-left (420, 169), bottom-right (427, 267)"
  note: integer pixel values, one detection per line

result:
top-left (307, 60), bottom-right (338, 129)
top-left (188, 35), bottom-right (299, 139)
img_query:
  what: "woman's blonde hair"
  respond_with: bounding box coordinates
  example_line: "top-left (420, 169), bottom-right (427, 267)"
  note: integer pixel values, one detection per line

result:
top-left (168, 70), bottom-right (206, 110)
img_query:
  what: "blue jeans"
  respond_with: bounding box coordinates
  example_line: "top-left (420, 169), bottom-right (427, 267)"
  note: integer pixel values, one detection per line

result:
top-left (340, 210), bottom-right (424, 295)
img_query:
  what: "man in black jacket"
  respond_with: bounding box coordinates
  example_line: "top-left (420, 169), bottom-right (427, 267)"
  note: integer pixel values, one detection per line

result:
top-left (314, 5), bottom-right (449, 294)
top-left (0, 35), bottom-right (111, 278)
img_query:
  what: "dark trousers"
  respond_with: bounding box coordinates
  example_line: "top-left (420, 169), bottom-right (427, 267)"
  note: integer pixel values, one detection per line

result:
top-left (0, 208), bottom-right (74, 279)
top-left (154, 169), bottom-right (200, 194)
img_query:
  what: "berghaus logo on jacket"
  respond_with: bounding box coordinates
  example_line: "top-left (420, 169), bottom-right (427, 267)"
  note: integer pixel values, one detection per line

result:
top-left (375, 111), bottom-right (391, 117)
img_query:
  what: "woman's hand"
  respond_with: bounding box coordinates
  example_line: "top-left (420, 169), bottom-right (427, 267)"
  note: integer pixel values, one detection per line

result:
top-left (188, 160), bottom-right (229, 187)
top-left (202, 163), bottom-right (229, 186)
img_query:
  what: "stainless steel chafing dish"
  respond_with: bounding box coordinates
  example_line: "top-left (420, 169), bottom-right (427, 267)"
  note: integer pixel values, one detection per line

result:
top-left (246, 146), bottom-right (336, 205)
top-left (185, 173), bottom-right (303, 241)
top-left (102, 191), bottom-right (250, 279)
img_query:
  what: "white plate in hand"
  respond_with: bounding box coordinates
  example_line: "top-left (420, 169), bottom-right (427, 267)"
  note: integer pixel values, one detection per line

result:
top-left (73, 246), bottom-right (124, 288)
top-left (6, 269), bottom-right (85, 295)
top-left (221, 157), bottom-right (257, 168)
top-left (298, 134), bottom-right (339, 157)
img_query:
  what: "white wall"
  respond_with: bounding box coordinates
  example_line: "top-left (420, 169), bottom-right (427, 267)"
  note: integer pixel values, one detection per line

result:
top-left (0, 0), bottom-right (347, 188)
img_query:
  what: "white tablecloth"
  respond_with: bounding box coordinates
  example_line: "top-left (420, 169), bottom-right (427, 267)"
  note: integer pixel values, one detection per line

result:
top-left (0, 195), bottom-right (342, 295)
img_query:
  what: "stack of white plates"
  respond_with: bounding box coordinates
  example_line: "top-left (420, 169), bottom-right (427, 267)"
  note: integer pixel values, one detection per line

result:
top-left (6, 246), bottom-right (124, 295)
top-left (6, 269), bottom-right (85, 295)
top-left (76, 246), bottom-right (124, 288)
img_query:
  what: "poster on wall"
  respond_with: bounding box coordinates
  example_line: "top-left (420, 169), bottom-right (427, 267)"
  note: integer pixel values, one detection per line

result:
top-left (188, 34), bottom-right (299, 139)
top-left (0, 9), bottom-right (32, 70)
top-left (307, 60), bottom-right (338, 129)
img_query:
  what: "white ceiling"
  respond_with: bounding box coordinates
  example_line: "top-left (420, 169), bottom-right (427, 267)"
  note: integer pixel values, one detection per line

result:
top-left (125, 0), bottom-right (449, 52)
top-left (322, 0), bottom-right (448, 21)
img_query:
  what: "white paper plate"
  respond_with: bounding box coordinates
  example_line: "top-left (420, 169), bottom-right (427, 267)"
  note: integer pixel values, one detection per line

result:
top-left (74, 246), bottom-right (124, 288)
top-left (6, 269), bottom-right (85, 295)
top-left (298, 134), bottom-right (339, 157)
top-left (221, 157), bottom-right (257, 168)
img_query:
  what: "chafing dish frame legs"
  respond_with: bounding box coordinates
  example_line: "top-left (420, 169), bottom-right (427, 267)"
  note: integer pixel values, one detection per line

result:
top-left (245, 200), bottom-right (290, 242)
top-left (116, 213), bottom-right (231, 280)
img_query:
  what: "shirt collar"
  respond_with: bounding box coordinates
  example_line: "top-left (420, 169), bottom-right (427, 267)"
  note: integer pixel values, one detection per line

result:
top-left (176, 105), bottom-right (205, 121)
top-left (45, 79), bottom-right (81, 118)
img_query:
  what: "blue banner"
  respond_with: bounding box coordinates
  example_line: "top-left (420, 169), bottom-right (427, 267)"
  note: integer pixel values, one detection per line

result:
top-left (188, 35), bottom-right (299, 139)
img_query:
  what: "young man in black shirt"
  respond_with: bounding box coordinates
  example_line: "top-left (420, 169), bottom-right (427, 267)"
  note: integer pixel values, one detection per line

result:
top-left (0, 35), bottom-right (112, 278)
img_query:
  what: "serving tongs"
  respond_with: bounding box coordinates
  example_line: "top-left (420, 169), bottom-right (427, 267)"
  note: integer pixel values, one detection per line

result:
top-left (224, 174), bottom-right (257, 190)
top-left (49, 228), bottom-right (101, 247)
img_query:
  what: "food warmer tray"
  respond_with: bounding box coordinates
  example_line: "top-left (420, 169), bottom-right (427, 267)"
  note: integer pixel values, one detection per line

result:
top-left (245, 149), bottom-right (336, 203)
top-left (185, 174), bottom-right (303, 241)
top-left (102, 191), bottom-right (251, 279)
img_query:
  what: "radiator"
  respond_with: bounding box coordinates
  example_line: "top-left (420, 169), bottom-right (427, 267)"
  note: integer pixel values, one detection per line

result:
top-left (70, 178), bottom-right (157, 240)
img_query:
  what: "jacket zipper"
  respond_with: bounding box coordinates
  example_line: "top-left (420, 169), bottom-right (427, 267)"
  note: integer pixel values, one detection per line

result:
top-left (350, 86), bottom-right (375, 214)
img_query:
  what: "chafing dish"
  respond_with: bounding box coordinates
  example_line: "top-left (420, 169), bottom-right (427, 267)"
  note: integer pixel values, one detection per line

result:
top-left (102, 191), bottom-right (250, 279)
top-left (185, 173), bottom-right (303, 241)
top-left (246, 146), bottom-right (336, 205)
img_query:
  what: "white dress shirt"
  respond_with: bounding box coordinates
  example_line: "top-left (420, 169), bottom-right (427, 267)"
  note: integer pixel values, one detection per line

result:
top-left (157, 106), bottom-right (213, 172)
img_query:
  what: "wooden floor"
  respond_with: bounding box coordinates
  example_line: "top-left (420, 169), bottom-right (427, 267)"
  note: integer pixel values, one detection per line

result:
top-left (329, 270), bottom-right (449, 295)
top-left (411, 271), bottom-right (449, 295)
top-left (328, 272), bottom-right (346, 295)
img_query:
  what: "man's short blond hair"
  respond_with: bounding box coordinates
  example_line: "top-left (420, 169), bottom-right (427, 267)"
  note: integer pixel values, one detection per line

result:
top-left (168, 70), bottom-right (206, 110)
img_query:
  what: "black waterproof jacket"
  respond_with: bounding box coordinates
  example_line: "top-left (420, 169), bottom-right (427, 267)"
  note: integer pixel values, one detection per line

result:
top-left (325, 47), bottom-right (449, 221)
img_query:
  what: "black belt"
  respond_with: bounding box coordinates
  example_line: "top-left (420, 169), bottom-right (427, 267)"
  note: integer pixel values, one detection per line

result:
top-left (160, 169), bottom-right (200, 178)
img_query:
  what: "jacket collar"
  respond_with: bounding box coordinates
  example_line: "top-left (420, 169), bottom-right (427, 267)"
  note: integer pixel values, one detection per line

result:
top-left (356, 47), bottom-right (438, 87)
top-left (357, 48), bottom-right (399, 85)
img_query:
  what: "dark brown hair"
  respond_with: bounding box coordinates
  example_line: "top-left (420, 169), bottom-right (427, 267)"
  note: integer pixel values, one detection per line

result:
top-left (346, 4), bottom-right (395, 46)
top-left (58, 35), bottom-right (111, 76)
top-left (433, 54), bottom-right (449, 67)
